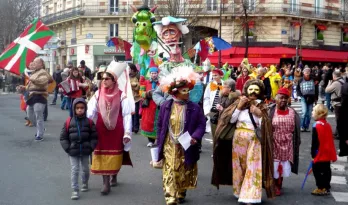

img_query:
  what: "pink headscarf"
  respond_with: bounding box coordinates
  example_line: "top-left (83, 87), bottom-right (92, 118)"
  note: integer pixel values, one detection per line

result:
top-left (98, 74), bottom-right (121, 130)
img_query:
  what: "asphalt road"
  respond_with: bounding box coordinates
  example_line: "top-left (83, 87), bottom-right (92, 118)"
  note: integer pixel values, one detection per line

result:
top-left (0, 93), bottom-right (347, 205)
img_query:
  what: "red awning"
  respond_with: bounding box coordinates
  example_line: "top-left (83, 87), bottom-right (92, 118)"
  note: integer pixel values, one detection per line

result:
top-left (209, 47), bottom-right (295, 58)
top-left (301, 49), bottom-right (348, 63)
top-left (209, 57), bottom-right (280, 67)
top-left (208, 46), bottom-right (348, 64)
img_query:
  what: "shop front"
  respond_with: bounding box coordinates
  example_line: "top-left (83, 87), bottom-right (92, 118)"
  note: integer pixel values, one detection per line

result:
top-left (93, 45), bottom-right (126, 68)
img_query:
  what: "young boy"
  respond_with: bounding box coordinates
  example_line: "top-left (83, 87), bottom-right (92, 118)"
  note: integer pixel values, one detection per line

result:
top-left (60, 98), bottom-right (98, 200)
top-left (311, 104), bottom-right (337, 196)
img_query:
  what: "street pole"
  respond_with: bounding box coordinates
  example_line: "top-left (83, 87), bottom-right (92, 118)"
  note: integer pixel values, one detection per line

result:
top-left (295, 20), bottom-right (302, 68)
top-left (218, 0), bottom-right (222, 68)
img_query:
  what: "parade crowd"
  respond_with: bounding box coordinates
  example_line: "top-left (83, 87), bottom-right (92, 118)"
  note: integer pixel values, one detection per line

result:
top-left (13, 15), bottom-right (348, 205)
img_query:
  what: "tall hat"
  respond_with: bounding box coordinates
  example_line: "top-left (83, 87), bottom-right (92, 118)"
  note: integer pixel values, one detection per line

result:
top-left (98, 61), bottom-right (135, 112)
top-left (148, 58), bottom-right (159, 73)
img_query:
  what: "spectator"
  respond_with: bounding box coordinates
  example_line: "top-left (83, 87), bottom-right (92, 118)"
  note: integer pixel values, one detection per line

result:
top-left (60, 68), bottom-right (71, 110)
top-left (235, 67), bottom-right (250, 93)
top-left (323, 65), bottom-right (334, 110)
top-left (310, 104), bottom-right (337, 196)
top-left (338, 76), bottom-right (348, 156)
top-left (257, 67), bottom-right (272, 101)
top-left (18, 57), bottom-right (53, 141)
top-left (296, 67), bottom-right (316, 132)
top-left (325, 70), bottom-right (345, 139)
top-left (50, 64), bottom-right (63, 105)
top-left (79, 60), bottom-right (92, 80)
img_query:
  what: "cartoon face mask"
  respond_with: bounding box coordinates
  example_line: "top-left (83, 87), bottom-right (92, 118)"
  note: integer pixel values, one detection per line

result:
top-left (247, 85), bottom-right (260, 95)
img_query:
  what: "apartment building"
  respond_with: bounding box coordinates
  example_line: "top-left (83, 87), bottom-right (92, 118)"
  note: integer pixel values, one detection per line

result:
top-left (41, 0), bottom-right (348, 70)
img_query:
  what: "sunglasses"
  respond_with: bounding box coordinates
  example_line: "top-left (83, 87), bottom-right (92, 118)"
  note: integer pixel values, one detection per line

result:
top-left (102, 77), bottom-right (112, 81)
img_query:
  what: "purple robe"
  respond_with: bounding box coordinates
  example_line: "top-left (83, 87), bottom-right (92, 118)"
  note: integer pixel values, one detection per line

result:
top-left (157, 100), bottom-right (206, 165)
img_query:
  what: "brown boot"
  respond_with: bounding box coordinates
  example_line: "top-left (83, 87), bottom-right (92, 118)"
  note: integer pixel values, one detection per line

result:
top-left (100, 176), bottom-right (111, 195)
top-left (25, 120), bottom-right (30, 126)
top-left (110, 175), bottom-right (117, 187)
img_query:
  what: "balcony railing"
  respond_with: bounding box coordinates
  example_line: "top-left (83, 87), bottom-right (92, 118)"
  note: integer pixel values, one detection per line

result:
top-left (41, 3), bottom-right (348, 25)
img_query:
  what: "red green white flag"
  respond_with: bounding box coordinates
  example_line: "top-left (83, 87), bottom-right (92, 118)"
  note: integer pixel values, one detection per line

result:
top-left (0, 19), bottom-right (55, 75)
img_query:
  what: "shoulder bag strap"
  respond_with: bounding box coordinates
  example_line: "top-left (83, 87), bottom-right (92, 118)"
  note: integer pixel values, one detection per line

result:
top-left (248, 108), bottom-right (258, 129)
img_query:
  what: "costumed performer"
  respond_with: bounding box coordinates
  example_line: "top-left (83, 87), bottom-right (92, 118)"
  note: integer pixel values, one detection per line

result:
top-left (152, 16), bottom-right (195, 106)
top-left (152, 66), bottom-right (206, 205)
top-left (140, 59), bottom-right (160, 147)
top-left (203, 68), bottom-right (224, 136)
top-left (87, 61), bottom-right (133, 195)
top-left (230, 79), bottom-right (275, 204)
top-left (268, 88), bottom-right (301, 196)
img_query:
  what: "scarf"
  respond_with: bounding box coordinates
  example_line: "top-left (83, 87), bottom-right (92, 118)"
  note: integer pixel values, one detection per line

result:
top-left (98, 83), bottom-right (121, 130)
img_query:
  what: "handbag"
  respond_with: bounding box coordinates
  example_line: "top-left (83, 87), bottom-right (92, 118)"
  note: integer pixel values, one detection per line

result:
top-left (142, 98), bottom-right (149, 108)
top-left (248, 109), bottom-right (262, 141)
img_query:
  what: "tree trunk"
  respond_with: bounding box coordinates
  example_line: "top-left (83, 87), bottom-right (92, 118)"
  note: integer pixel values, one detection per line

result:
top-left (244, 8), bottom-right (249, 58)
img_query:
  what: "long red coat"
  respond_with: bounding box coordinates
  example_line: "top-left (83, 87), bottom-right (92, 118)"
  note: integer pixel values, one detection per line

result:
top-left (140, 79), bottom-right (159, 138)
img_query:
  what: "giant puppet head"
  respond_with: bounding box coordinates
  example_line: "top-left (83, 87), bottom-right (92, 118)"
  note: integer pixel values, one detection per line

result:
top-left (153, 16), bottom-right (189, 62)
top-left (130, 5), bottom-right (158, 51)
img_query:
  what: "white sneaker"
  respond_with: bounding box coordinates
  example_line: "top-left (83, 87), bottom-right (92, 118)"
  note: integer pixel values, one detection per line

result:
top-left (71, 191), bottom-right (79, 200)
top-left (147, 142), bottom-right (154, 147)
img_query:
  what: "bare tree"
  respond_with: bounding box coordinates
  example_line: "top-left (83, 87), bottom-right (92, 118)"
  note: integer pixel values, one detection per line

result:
top-left (233, 0), bottom-right (271, 57)
top-left (0, 0), bottom-right (39, 52)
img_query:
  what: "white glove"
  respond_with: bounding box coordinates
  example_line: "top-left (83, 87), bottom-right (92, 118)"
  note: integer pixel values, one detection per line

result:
top-left (123, 135), bottom-right (132, 151)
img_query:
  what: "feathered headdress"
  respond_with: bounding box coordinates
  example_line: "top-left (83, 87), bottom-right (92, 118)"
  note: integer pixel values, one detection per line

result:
top-left (160, 65), bottom-right (200, 95)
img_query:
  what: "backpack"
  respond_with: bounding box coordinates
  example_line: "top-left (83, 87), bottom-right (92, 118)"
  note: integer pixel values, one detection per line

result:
top-left (65, 117), bottom-right (93, 133)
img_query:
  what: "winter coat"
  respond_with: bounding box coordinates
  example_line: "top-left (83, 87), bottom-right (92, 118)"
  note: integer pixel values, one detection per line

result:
top-left (339, 80), bottom-right (348, 156)
top-left (157, 100), bottom-right (206, 166)
top-left (60, 98), bottom-right (98, 156)
top-left (325, 77), bottom-right (345, 107)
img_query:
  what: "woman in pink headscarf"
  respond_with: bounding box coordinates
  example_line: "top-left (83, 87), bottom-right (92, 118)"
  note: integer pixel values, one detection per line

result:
top-left (87, 61), bottom-right (133, 195)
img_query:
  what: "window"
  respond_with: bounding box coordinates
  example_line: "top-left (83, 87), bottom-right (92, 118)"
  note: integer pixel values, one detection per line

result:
top-left (110, 0), bottom-right (119, 13)
top-left (109, 24), bottom-right (119, 37)
top-left (289, 0), bottom-right (299, 14)
top-left (45, 6), bottom-right (49, 15)
top-left (315, 0), bottom-right (323, 17)
top-left (342, 28), bottom-right (348, 43)
top-left (314, 26), bottom-right (325, 40)
top-left (72, 25), bottom-right (76, 39)
top-left (62, 28), bottom-right (66, 40)
top-left (63, 0), bottom-right (66, 10)
top-left (206, 0), bottom-right (217, 11)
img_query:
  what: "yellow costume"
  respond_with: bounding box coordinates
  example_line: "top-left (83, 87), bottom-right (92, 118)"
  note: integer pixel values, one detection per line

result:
top-left (266, 65), bottom-right (282, 99)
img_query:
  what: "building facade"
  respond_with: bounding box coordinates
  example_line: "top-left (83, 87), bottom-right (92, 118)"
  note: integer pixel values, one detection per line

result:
top-left (40, 0), bottom-right (348, 71)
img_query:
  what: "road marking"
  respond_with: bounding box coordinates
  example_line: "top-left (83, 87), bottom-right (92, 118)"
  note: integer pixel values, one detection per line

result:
top-left (331, 176), bottom-right (347, 185)
top-left (337, 156), bottom-right (348, 163)
top-left (331, 192), bottom-right (348, 202)
top-left (331, 164), bottom-right (346, 172)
